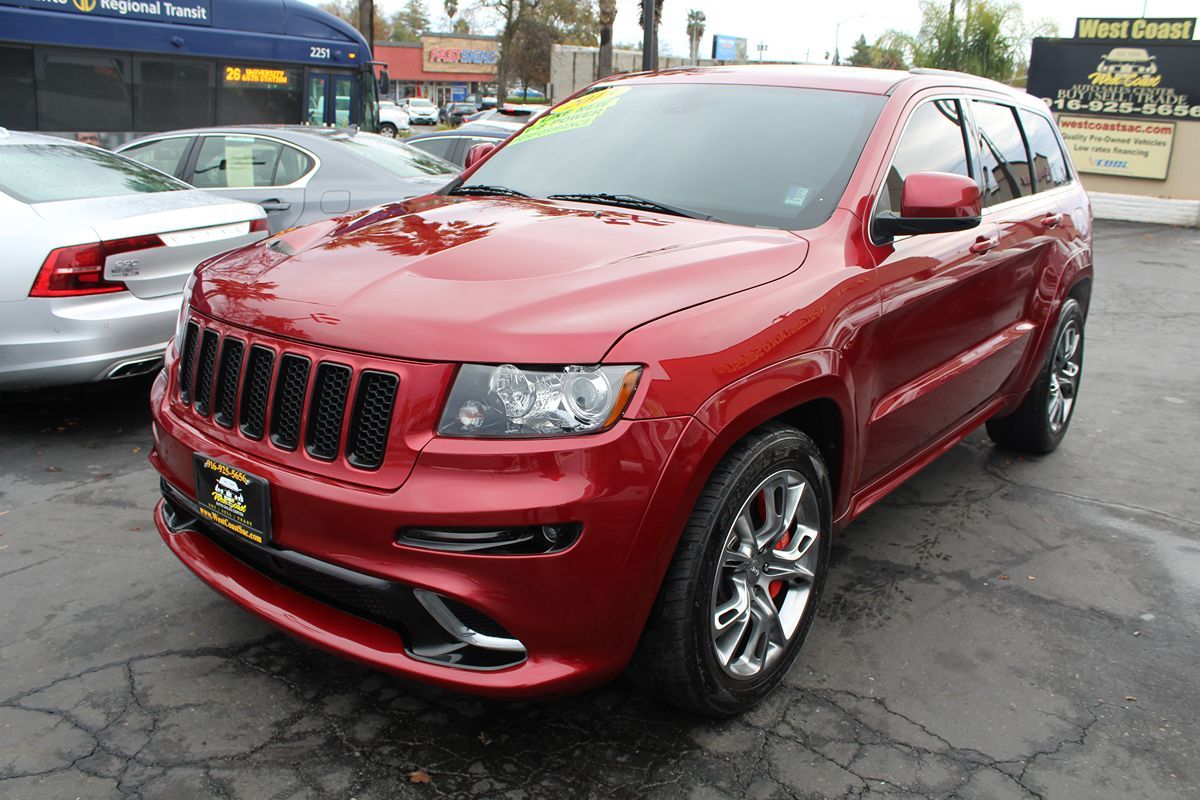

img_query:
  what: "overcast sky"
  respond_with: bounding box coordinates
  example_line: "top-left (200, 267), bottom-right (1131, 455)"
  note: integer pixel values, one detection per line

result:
top-left (359, 0), bottom-right (1198, 64)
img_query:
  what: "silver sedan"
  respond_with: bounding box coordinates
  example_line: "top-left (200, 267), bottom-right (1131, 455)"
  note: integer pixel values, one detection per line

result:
top-left (117, 126), bottom-right (460, 234)
top-left (0, 130), bottom-right (268, 391)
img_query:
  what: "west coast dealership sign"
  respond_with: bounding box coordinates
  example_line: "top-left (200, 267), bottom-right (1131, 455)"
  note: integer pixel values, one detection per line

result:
top-left (1056, 115), bottom-right (1175, 180)
top-left (2, 0), bottom-right (210, 25)
top-left (1027, 38), bottom-right (1200, 121)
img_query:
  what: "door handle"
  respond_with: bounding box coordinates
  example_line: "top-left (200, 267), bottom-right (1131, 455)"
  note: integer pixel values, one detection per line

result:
top-left (259, 199), bottom-right (291, 212)
top-left (968, 235), bottom-right (998, 255)
top-left (1040, 213), bottom-right (1063, 229)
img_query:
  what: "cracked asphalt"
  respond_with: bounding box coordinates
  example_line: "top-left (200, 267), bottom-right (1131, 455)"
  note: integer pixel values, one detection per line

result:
top-left (2, 220), bottom-right (1198, 799)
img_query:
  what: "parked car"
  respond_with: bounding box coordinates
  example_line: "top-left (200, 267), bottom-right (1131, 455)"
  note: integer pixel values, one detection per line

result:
top-left (441, 102), bottom-right (480, 126)
top-left (460, 106), bottom-right (548, 132)
top-left (404, 97), bottom-right (439, 125)
top-left (149, 67), bottom-right (1091, 715)
top-left (118, 127), bottom-right (459, 234)
top-left (377, 101), bottom-right (411, 138)
top-left (0, 129), bottom-right (267, 390)
top-left (404, 127), bottom-right (508, 167)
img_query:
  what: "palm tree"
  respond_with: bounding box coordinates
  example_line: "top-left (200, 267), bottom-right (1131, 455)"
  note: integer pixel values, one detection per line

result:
top-left (638, 0), bottom-right (665, 70)
top-left (686, 9), bottom-right (706, 63)
top-left (598, 0), bottom-right (617, 79)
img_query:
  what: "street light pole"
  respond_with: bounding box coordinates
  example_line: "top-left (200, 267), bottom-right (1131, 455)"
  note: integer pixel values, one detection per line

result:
top-left (642, 0), bottom-right (657, 71)
top-left (756, 42), bottom-right (768, 62)
top-left (833, 14), bottom-right (866, 66)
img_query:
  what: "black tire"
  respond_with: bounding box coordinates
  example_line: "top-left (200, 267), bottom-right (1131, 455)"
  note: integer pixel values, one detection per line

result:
top-left (987, 298), bottom-right (1085, 454)
top-left (629, 423), bottom-right (833, 717)
top-left (379, 123), bottom-right (398, 138)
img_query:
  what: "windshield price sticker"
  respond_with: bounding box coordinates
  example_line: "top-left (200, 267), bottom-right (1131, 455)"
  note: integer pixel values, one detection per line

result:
top-left (511, 87), bottom-right (630, 145)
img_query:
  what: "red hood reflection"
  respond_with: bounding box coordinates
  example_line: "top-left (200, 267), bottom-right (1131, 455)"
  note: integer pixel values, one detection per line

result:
top-left (192, 195), bottom-right (809, 364)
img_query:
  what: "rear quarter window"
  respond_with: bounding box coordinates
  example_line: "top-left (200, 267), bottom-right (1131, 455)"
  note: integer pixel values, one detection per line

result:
top-left (972, 101), bottom-right (1034, 206)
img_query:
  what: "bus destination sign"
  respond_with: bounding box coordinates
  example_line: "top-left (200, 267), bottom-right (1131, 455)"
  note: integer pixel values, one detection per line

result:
top-left (3, 0), bottom-right (211, 26)
top-left (223, 66), bottom-right (292, 86)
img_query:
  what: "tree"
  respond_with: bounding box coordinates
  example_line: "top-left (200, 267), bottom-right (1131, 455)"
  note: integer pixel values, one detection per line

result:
top-left (686, 9), bottom-right (705, 63)
top-left (320, 0), bottom-right (391, 41)
top-left (597, 0), bottom-right (617, 79)
top-left (638, 0), bottom-right (664, 69)
top-left (504, 0), bottom-right (597, 94)
top-left (879, 0), bottom-right (1054, 82)
top-left (846, 34), bottom-right (873, 67)
top-left (391, 0), bottom-right (430, 42)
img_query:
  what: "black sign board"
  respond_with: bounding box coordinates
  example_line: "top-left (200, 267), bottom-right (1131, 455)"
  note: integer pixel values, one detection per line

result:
top-left (1074, 18), bottom-right (1195, 41)
top-left (1028, 38), bottom-right (1200, 121)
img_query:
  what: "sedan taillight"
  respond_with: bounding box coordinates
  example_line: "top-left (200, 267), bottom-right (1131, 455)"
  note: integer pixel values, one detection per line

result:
top-left (29, 234), bottom-right (164, 297)
top-left (249, 218), bottom-right (269, 234)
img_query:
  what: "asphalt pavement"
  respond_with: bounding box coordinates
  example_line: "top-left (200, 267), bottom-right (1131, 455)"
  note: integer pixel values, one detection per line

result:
top-left (1, 220), bottom-right (1197, 799)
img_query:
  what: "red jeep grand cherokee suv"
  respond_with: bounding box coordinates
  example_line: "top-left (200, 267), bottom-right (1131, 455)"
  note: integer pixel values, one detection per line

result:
top-left (150, 66), bottom-right (1091, 715)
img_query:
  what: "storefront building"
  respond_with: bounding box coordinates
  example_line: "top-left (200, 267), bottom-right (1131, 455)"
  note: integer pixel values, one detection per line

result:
top-left (1029, 17), bottom-right (1200, 225)
top-left (373, 34), bottom-right (498, 106)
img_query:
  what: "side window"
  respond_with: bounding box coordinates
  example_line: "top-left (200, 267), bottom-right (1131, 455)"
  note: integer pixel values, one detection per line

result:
top-left (0, 46), bottom-right (36, 130)
top-left (121, 138), bottom-right (192, 177)
top-left (36, 51), bottom-right (132, 131)
top-left (407, 136), bottom-right (457, 162)
top-left (274, 144), bottom-right (315, 185)
top-left (878, 99), bottom-right (971, 216)
top-left (135, 58), bottom-right (214, 131)
top-left (191, 135), bottom-right (283, 189)
top-left (1018, 109), bottom-right (1071, 191)
top-left (972, 101), bottom-right (1033, 206)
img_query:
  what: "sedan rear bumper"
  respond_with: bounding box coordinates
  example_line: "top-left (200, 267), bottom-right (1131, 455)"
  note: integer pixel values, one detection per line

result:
top-left (0, 292), bottom-right (179, 390)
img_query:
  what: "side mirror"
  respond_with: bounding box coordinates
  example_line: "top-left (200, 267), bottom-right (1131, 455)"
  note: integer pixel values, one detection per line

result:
top-left (874, 172), bottom-right (981, 238)
top-left (378, 69), bottom-right (391, 96)
top-left (465, 142), bottom-right (497, 170)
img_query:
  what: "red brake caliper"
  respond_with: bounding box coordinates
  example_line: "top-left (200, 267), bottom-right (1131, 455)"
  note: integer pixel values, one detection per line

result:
top-left (768, 492), bottom-right (789, 599)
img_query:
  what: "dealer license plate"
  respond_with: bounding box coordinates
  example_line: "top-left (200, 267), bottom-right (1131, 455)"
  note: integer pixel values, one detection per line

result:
top-left (193, 455), bottom-right (272, 545)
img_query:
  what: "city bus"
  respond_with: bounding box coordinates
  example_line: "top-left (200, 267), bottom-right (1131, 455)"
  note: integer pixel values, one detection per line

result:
top-left (0, 0), bottom-right (378, 147)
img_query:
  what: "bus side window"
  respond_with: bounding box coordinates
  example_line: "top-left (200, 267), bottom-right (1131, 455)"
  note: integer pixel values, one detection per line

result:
top-left (36, 50), bottom-right (132, 132)
top-left (0, 46), bottom-right (36, 130)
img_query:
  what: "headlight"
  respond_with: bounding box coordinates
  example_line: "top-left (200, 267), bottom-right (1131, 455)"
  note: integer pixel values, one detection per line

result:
top-left (438, 364), bottom-right (642, 438)
top-left (172, 272), bottom-right (196, 357)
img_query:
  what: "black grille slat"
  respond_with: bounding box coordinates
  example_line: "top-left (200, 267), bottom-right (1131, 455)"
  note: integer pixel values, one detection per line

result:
top-left (178, 322), bottom-right (200, 403)
top-left (192, 330), bottom-right (220, 416)
top-left (305, 363), bottom-right (352, 461)
top-left (346, 371), bottom-right (399, 470)
top-left (270, 354), bottom-right (310, 450)
top-left (212, 338), bottom-right (245, 428)
top-left (238, 346), bottom-right (275, 440)
top-left (441, 597), bottom-right (515, 640)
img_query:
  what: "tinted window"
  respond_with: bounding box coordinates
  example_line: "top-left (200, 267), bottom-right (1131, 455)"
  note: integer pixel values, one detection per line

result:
top-left (1018, 109), bottom-right (1071, 191)
top-left (192, 135), bottom-right (283, 188)
top-left (972, 101), bottom-right (1033, 206)
top-left (36, 51), bottom-right (132, 131)
top-left (0, 46), bottom-right (36, 130)
top-left (0, 144), bottom-right (186, 204)
top-left (217, 66), bottom-right (302, 125)
top-left (135, 58), bottom-right (214, 131)
top-left (878, 99), bottom-right (971, 216)
top-left (329, 135), bottom-right (458, 177)
top-left (407, 136), bottom-right (457, 162)
top-left (122, 137), bottom-right (192, 177)
top-left (461, 84), bottom-right (885, 230)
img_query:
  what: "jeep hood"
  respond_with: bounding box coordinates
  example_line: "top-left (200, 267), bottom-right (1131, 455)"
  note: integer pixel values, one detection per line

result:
top-left (192, 196), bottom-right (809, 363)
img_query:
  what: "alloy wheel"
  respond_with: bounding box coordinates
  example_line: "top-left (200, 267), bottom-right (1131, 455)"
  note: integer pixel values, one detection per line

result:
top-left (1047, 319), bottom-right (1082, 433)
top-left (709, 469), bottom-right (822, 679)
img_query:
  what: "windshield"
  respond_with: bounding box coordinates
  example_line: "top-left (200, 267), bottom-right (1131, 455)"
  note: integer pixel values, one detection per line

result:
top-left (457, 83), bottom-right (884, 230)
top-left (0, 144), bottom-right (188, 204)
top-left (328, 134), bottom-right (458, 178)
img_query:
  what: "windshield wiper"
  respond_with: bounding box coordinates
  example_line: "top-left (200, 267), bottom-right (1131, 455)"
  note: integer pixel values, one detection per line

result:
top-left (547, 192), bottom-right (725, 223)
top-left (449, 184), bottom-right (529, 198)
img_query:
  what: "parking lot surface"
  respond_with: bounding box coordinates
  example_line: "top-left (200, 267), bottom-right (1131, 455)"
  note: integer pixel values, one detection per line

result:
top-left (1, 221), bottom-right (1197, 799)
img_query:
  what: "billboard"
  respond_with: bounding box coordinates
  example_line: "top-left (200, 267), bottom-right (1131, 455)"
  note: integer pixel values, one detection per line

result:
top-left (1028, 38), bottom-right (1200, 121)
top-left (1057, 115), bottom-right (1175, 180)
top-left (1073, 17), bottom-right (1195, 41)
top-left (711, 35), bottom-right (747, 62)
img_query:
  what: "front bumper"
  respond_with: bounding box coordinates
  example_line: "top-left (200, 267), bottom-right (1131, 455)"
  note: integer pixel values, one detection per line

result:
top-left (0, 292), bottom-right (178, 390)
top-left (149, 367), bottom-right (710, 697)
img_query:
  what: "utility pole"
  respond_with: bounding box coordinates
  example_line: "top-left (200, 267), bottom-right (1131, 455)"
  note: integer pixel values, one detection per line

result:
top-left (642, 0), bottom-right (657, 71)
